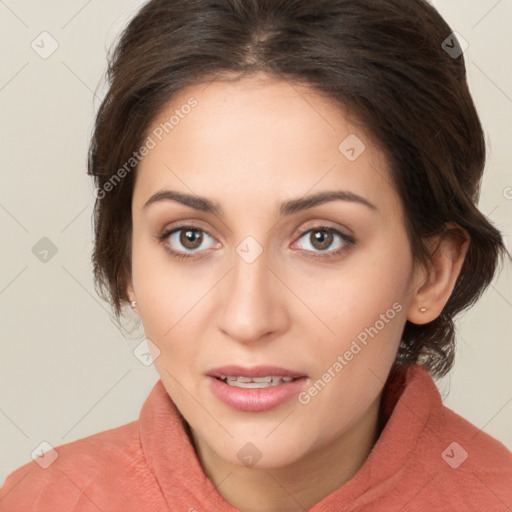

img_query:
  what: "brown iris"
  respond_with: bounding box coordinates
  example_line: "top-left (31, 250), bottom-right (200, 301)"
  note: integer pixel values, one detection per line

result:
top-left (310, 230), bottom-right (333, 251)
top-left (180, 229), bottom-right (203, 250)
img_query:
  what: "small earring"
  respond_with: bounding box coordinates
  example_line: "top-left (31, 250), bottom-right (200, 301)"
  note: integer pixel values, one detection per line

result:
top-left (130, 301), bottom-right (137, 308)
top-left (419, 307), bottom-right (427, 313)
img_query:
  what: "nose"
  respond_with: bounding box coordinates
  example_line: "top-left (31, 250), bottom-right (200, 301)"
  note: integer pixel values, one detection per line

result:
top-left (215, 248), bottom-right (290, 345)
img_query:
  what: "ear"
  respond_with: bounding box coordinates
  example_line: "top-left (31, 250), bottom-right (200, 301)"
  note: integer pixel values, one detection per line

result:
top-left (407, 223), bottom-right (470, 325)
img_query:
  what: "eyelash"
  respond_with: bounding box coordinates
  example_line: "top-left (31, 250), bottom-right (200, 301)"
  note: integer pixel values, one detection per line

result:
top-left (157, 224), bottom-right (355, 261)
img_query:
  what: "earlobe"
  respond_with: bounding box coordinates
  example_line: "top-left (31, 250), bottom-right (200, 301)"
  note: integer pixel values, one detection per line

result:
top-left (125, 277), bottom-right (137, 311)
top-left (407, 224), bottom-right (470, 325)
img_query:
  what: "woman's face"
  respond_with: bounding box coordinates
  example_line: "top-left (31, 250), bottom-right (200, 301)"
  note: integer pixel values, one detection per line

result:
top-left (129, 74), bottom-right (420, 469)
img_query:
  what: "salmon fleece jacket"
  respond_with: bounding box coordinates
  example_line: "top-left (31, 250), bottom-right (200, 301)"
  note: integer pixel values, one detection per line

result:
top-left (1, 364), bottom-right (511, 511)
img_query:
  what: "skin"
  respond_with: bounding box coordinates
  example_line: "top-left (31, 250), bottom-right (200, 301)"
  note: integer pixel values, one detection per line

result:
top-left (126, 73), bottom-right (469, 511)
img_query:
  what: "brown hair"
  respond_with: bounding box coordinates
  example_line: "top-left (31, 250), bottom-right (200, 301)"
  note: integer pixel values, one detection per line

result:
top-left (88, 0), bottom-right (508, 378)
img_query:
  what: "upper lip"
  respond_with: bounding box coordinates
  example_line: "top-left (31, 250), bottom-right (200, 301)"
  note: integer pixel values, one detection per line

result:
top-left (207, 365), bottom-right (307, 379)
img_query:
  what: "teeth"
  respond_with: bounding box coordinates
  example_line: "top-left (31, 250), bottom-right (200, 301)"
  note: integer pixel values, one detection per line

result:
top-left (230, 376), bottom-right (254, 383)
top-left (252, 377), bottom-right (272, 383)
top-left (219, 375), bottom-right (296, 388)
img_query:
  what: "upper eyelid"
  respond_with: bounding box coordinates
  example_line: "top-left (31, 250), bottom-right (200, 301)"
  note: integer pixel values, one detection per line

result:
top-left (160, 221), bottom-right (214, 238)
top-left (161, 221), bottom-right (349, 238)
top-left (295, 223), bottom-right (351, 236)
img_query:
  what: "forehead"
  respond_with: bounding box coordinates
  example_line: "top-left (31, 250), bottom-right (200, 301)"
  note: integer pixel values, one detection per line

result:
top-left (148, 74), bottom-right (363, 156)
top-left (134, 75), bottom-right (400, 218)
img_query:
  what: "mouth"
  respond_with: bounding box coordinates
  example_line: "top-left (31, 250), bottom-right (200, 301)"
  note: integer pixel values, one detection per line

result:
top-left (207, 364), bottom-right (307, 382)
top-left (216, 375), bottom-right (298, 388)
top-left (206, 365), bottom-right (308, 412)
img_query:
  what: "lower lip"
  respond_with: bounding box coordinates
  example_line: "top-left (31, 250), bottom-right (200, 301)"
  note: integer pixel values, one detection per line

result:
top-left (208, 376), bottom-right (308, 412)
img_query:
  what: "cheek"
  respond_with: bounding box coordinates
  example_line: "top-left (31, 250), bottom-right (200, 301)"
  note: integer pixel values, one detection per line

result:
top-left (304, 238), bottom-right (411, 328)
top-left (297, 237), bottom-right (412, 376)
top-left (130, 235), bottom-right (217, 373)
top-left (131, 232), bottom-right (183, 335)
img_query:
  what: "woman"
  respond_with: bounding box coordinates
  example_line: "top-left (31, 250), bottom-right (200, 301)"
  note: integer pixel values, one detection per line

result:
top-left (1, 0), bottom-right (510, 510)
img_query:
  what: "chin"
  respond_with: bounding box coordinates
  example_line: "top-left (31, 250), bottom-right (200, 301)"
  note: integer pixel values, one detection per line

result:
top-left (207, 431), bottom-right (314, 470)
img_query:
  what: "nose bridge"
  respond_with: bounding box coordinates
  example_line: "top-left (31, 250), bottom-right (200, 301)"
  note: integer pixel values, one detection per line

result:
top-left (216, 240), bottom-right (287, 343)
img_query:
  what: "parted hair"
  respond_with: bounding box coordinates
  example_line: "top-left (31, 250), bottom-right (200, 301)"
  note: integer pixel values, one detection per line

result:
top-left (88, 0), bottom-right (508, 378)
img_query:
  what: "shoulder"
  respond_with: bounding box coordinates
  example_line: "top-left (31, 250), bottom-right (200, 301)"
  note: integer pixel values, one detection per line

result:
top-left (381, 365), bottom-right (512, 510)
top-left (415, 391), bottom-right (512, 510)
top-left (431, 394), bottom-right (512, 471)
top-left (0, 420), bottom-right (156, 511)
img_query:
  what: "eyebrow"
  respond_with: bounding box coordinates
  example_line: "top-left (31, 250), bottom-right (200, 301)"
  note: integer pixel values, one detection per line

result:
top-left (142, 189), bottom-right (378, 216)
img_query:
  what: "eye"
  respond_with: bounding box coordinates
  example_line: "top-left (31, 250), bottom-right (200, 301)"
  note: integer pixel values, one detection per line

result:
top-left (294, 226), bottom-right (354, 257)
top-left (158, 225), bottom-right (217, 258)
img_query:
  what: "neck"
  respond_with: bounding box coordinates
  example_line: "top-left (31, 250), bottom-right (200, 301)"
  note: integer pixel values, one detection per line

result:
top-left (188, 393), bottom-right (383, 512)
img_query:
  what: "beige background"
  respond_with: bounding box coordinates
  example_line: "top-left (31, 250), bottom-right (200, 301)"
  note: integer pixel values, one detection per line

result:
top-left (0, 0), bottom-right (511, 484)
